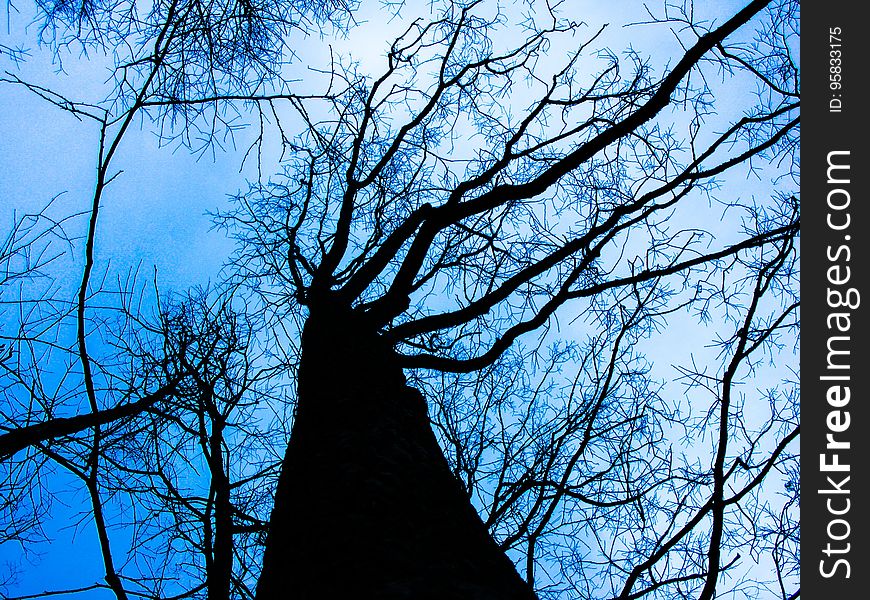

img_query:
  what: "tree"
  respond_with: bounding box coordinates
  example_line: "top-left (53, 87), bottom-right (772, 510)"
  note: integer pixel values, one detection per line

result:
top-left (1, 0), bottom-right (799, 599)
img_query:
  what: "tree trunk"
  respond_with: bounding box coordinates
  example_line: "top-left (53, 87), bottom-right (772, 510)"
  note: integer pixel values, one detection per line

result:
top-left (256, 307), bottom-right (536, 599)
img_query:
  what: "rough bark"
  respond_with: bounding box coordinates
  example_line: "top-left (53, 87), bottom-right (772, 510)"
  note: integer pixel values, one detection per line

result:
top-left (256, 307), bottom-right (536, 599)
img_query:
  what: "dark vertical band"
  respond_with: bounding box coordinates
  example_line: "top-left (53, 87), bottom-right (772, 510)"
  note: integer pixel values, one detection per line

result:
top-left (802, 2), bottom-right (869, 595)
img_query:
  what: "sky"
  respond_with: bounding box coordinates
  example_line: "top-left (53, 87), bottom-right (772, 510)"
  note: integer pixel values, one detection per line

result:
top-left (0, 1), bottom-right (797, 597)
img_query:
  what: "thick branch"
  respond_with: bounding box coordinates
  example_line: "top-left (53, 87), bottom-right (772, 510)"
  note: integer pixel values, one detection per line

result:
top-left (0, 381), bottom-right (179, 460)
top-left (366, 0), bottom-right (773, 318)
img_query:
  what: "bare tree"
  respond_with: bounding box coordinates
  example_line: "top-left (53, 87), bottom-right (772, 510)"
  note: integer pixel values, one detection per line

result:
top-left (1, 0), bottom-right (799, 599)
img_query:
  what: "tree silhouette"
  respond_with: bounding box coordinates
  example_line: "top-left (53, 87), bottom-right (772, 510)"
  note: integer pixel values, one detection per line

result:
top-left (1, 1), bottom-right (799, 599)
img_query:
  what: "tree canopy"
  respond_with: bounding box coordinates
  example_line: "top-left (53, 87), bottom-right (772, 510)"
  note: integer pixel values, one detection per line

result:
top-left (1, 1), bottom-right (798, 598)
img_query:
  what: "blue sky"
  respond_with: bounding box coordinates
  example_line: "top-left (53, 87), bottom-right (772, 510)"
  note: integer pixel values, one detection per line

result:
top-left (0, 1), bottom-right (797, 597)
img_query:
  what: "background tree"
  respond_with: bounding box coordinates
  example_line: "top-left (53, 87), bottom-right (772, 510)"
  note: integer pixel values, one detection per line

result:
top-left (1, 0), bottom-right (799, 599)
